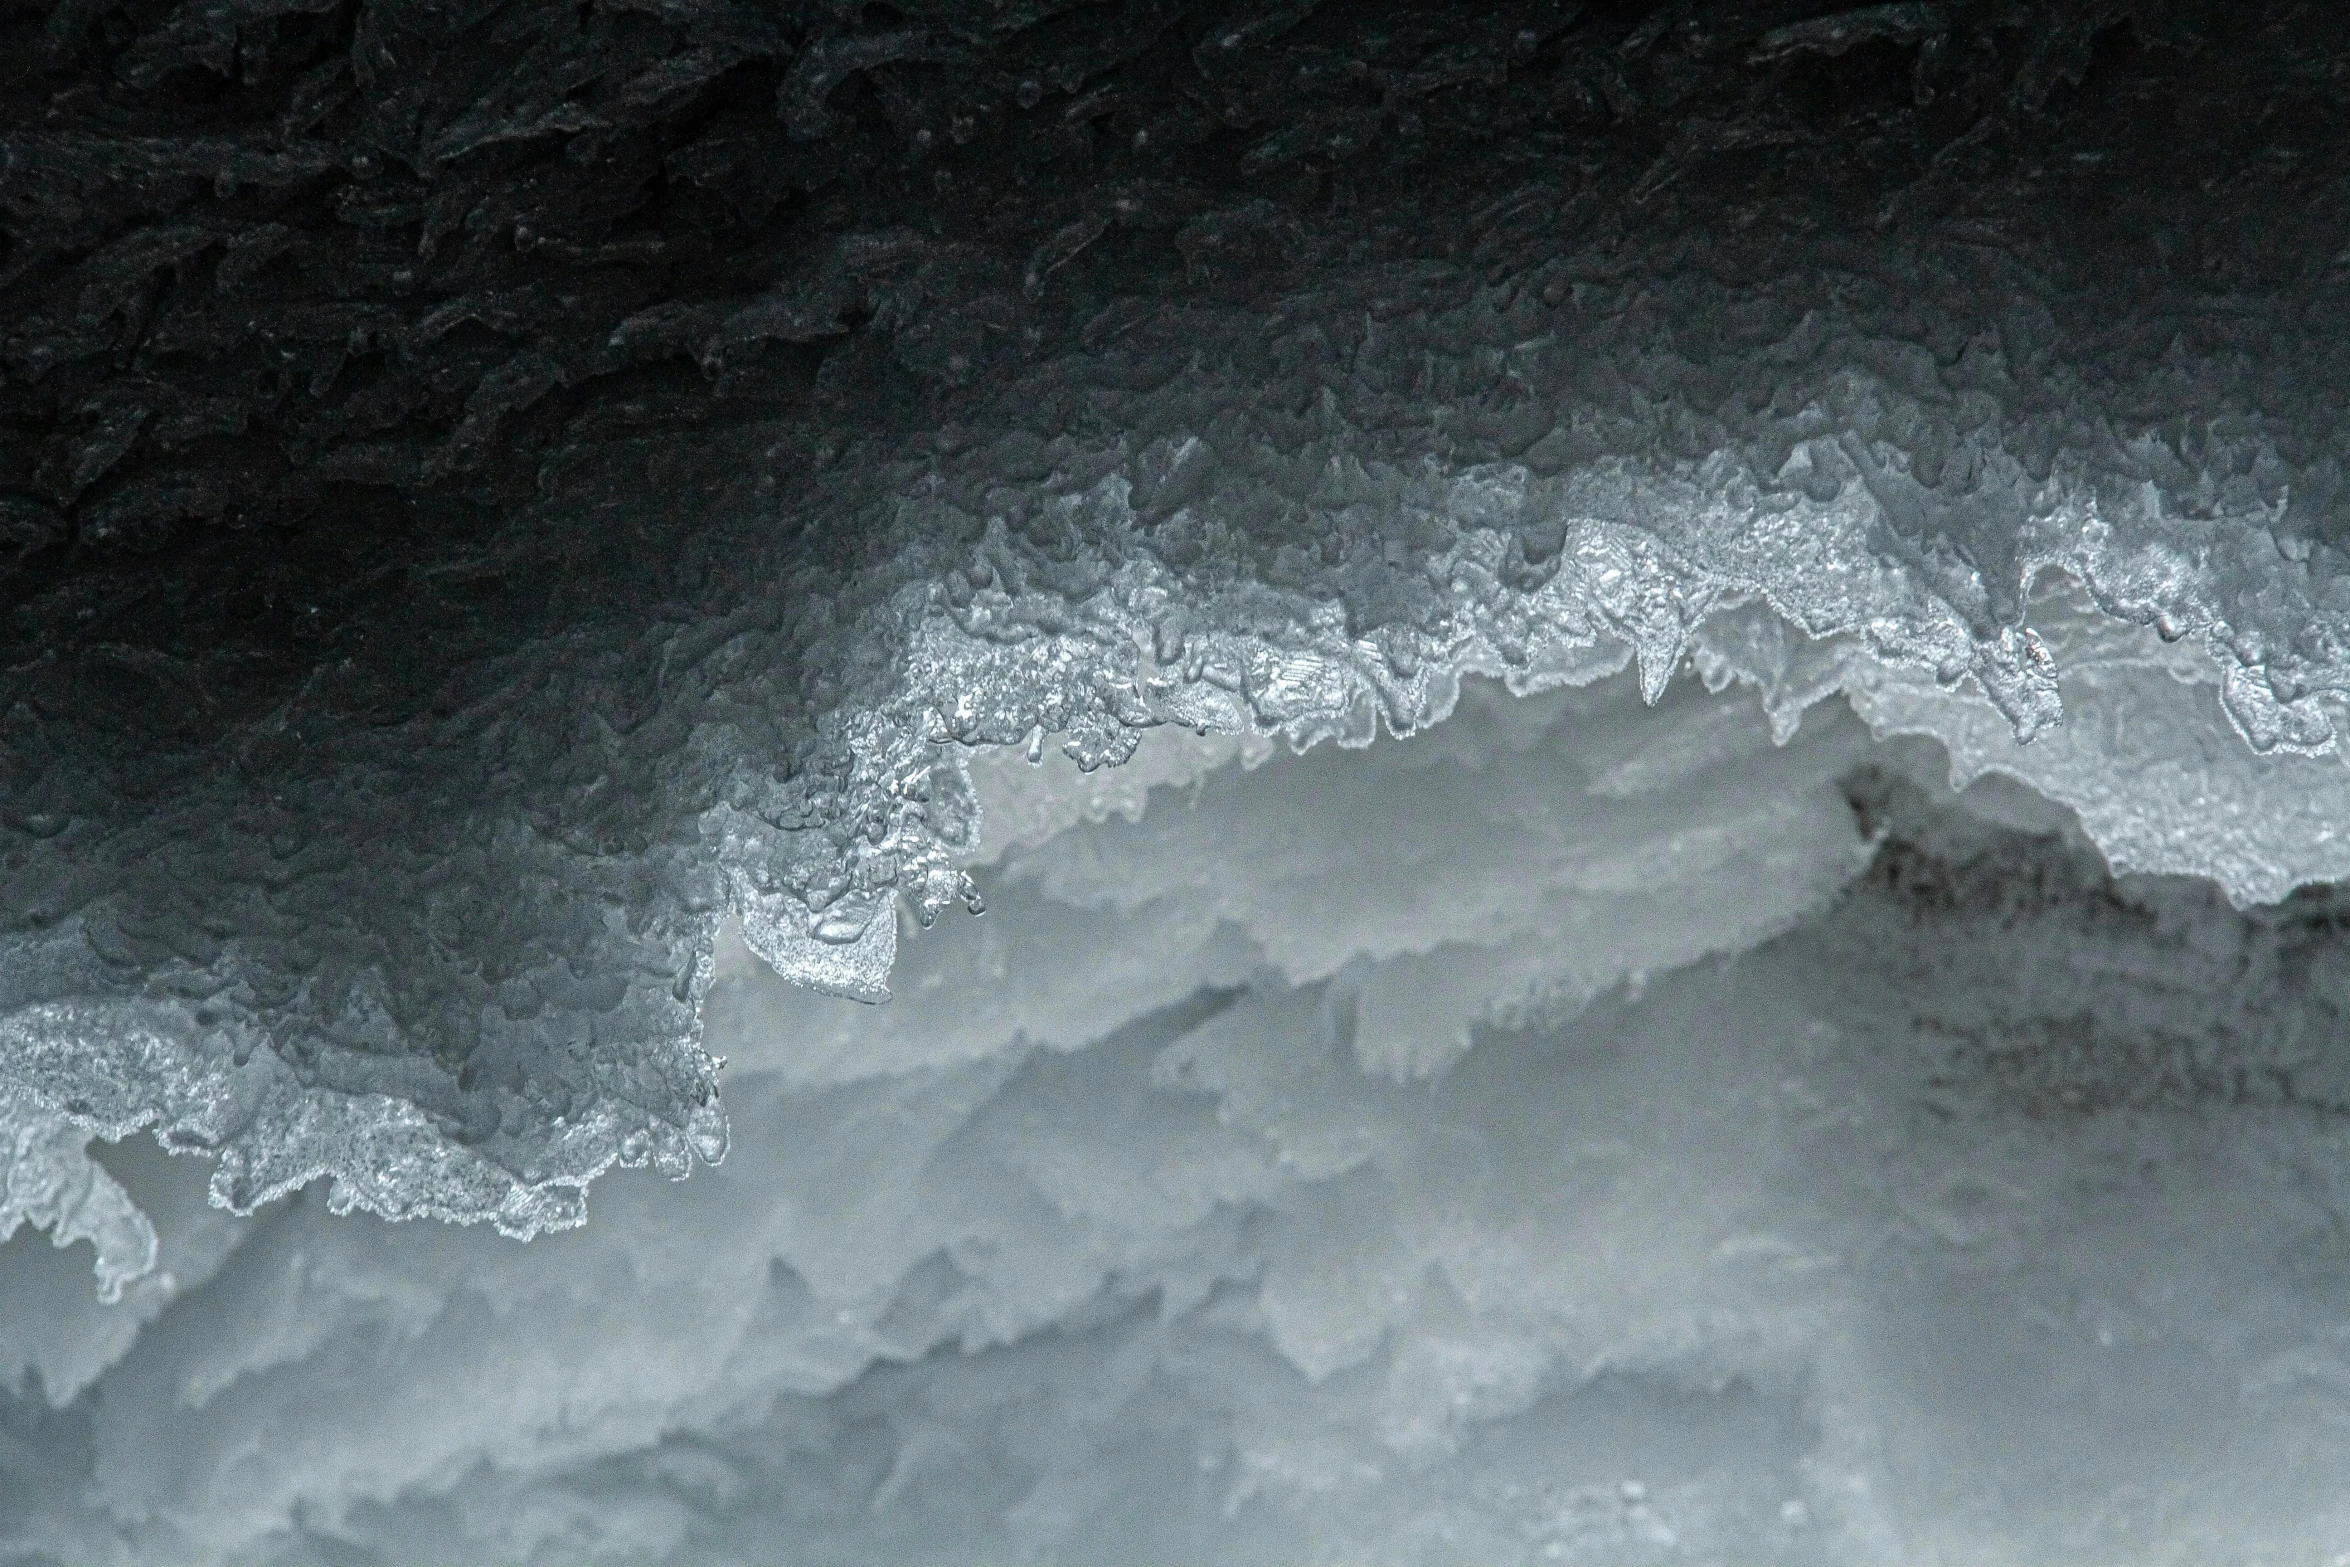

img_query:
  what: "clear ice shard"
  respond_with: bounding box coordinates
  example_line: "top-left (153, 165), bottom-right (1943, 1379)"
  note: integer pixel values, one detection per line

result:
top-left (0, 1085), bottom-right (156, 1306)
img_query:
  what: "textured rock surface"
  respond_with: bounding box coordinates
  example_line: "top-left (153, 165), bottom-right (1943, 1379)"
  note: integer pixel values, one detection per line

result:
top-left (4, 0), bottom-right (2348, 1233)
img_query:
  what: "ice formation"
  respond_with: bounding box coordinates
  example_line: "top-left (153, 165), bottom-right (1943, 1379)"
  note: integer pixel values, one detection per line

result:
top-left (5, 0), bottom-right (2350, 1231)
top-left (3, 0), bottom-right (2350, 1558)
top-left (11, 673), bottom-right (2350, 1563)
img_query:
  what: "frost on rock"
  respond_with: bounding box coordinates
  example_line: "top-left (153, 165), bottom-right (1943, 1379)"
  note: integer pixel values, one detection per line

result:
top-left (2, 0), bottom-right (2349, 1231)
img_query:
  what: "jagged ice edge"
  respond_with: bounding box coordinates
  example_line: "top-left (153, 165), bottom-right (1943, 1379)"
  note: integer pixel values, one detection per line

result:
top-left (12, 425), bottom-right (2347, 1267)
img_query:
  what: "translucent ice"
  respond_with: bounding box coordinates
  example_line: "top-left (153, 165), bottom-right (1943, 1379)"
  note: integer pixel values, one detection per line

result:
top-left (0, 1088), bottom-right (156, 1306)
top-left (6, 670), bottom-right (2350, 1564)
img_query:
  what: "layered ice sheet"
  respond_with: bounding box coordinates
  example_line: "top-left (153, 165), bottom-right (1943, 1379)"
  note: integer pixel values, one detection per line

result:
top-left (6, 668), bottom-right (2350, 1565)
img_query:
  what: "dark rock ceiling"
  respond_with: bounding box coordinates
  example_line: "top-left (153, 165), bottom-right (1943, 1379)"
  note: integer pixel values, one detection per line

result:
top-left (4, 0), bottom-right (2335, 749)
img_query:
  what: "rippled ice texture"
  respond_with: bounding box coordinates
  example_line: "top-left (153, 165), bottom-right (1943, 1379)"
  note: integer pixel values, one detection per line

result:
top-left (10, 0), bottom-right (2350, 1231)
top-left (6, 667), bottom-right (2350, 1566)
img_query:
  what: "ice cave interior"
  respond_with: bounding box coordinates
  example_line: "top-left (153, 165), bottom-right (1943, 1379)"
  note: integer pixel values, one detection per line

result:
top-left (5, 0), bottom-right (2350, 1560)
